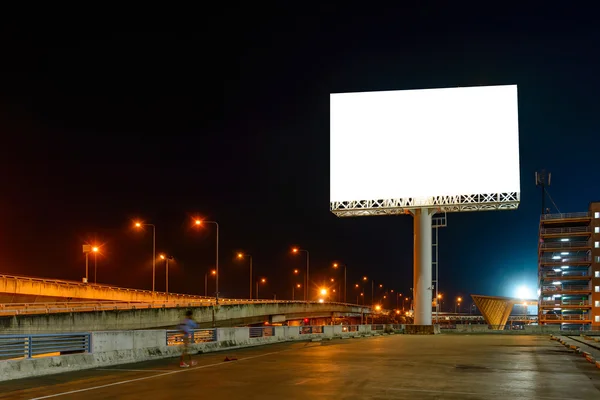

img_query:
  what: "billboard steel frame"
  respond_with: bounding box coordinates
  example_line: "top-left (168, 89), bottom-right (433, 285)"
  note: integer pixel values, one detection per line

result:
top-left (330, 192), bottom-right (519, 217)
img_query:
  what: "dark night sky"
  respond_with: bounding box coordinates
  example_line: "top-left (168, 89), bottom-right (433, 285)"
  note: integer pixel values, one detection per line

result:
top-left (1, 7), bottom-right (599, 306)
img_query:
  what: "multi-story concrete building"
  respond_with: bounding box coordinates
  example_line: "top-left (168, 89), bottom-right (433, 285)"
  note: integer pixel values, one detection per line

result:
top-left (538, 202), bottom-right (600, 330)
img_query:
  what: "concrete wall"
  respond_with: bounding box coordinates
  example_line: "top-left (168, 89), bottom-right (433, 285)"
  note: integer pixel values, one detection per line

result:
top-left (0, 324), bottom-right (385, 382)
top-left (0, 303), bottom-right (370, 334)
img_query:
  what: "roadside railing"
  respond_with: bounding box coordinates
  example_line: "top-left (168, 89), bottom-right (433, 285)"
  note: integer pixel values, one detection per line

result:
top-left (540, 314), bottom-right (590, 321)
top-left (540, 226), bottom-right (591, 235)
top-left (371, 324), bottom-right (384, 331)
top-left (0, 333), bottom-right (90, 360)
top-left (341, 325), bottom-right (359, 332)
top-left (539, 255), bottom-right (591, 264)
top-left (249, 327), bottom-right (275, 338)
top-left (540, 300), bottom-right (589, 306)
top-left (541, 212), bottom-right (590, 221)
top-left (166, 329), bottom-right (217, 346)
top-left (539, 240), bottom-right (591, 249)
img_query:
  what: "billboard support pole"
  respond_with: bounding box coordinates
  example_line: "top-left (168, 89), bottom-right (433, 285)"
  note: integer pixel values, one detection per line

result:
top-left (412, 208), bottom-right (433, 326)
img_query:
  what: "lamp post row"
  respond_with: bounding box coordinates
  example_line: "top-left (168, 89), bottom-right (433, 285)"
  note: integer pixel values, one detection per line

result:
top-left (87, 219), bottom-right (412, 306)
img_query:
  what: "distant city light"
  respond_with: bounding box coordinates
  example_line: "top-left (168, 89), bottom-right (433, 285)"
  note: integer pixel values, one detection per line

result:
top-left (516, 286), bottom-right (533, 299)
top-left (560, 238), bottom-right (569, 242)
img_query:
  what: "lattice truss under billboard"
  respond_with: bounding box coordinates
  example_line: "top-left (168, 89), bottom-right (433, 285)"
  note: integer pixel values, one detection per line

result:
top-left (329, 85), bottom-right (521, 326)
top-left (331, 192), bottom-right (519, 217)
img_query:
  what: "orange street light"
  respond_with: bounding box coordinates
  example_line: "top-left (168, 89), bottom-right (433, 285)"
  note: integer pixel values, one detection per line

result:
top-left (374, 305), bottom-right (382, 311)
top-left (355, 284), bottom-right (359, 288)
top-left (291, 247), bottom-right (309, 300)
top-left (134, 221), bottom-right (156, 292)
top-left (320, 288), bottom-right (327, 296)
top-left (194, 218), bottom-right (220, 301)
top-left (236, 252), bottom-right (253, 299)
top-left (256, 278), bottom-right (267, 299)
top-left (363, 276), bottom-right (368, 281)
top-left (159, 254), bottom-right (165, 260)
top-left (332, 262), bottom-right (347, 302)
top-left (204, 269), bottom-right (217, 296)
top-left (330, 278), bottom-right (335, 282)
top-left (90, 245), bottom-right (101, 284)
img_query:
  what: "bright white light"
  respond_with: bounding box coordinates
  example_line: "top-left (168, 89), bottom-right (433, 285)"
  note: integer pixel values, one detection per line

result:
top-left (552, 256), bottom-right (561, 260)
top-left (330, 85), bottom-right (520, 203)
top-left (516, 286), bottom-right (532, 299)
top-left (561, 266), bottom-right (569, 269)
top-left (561, 252), bottom-right (569, 255)
top-left (560, 238), bottom-right (569, 242)
top-left (553, 281), bottom-right (561, 285)
top-left (553, 268), bottom-right (562, 272)
top-left (318, 298), bottom-right (324, 303)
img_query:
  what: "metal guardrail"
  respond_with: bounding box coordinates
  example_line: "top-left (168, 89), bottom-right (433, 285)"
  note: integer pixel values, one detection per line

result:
top-left (540, 226), bottom-right (591, 235)
top-left (541, 212), bottom-right (590, 221)
top-left (540, 314), bottom-right (590, 321)
top-left (0, 333), bottom-right (90, 359)
top-left (300, 326), bottom-right (324, 335)
top-left (249, 327), bottom-right (275, 338)
top-left (539, 240), bottom-right (591, 249)
top-left (541, 271), bottom-right (590, 278)
top-left (371, 324), bottom-right (384, 331)
top-left (540, 300), bottom-right (589, 306)
top-left (166, 329), bottom-right (217, 346)
top-left (341, 325), bottom-right (359, 332)
top-left (540, 255), bottom-right (592, 263)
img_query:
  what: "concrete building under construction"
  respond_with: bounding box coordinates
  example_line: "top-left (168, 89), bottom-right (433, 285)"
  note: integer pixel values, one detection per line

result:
top-left (538, 202), bottom-right (600, 330)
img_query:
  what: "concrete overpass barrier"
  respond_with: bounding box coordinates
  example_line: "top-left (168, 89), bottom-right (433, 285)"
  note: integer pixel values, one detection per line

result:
top-left (0, 302), bottom-right (372, 334)
top-left (0, 323), bottom-right (394, 382)
top-left (0, 274), bottom-right (213, 303)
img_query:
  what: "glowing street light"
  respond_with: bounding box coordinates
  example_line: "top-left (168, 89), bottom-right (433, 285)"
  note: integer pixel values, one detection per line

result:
top-left (204, 269), bottom-right (216, 297)
top-left (292, 247), bottom-right (309, 301)
top-left (374, 305), bottom-right (382, 311)
top-left (194, 219), bottom-right (220, 302)
top-left (159, 254), bottom-right (174, 295)
top-left (91, 246), bottom-right (100, 284)
top-left (320, 288), bottom-right (328, 296)
top-left (134, 221), bottom-right (156, 292)
top-left (237, 252), bottom-right (253, 299)
top-left (332, 262), bottom-right (348, 303)
top-left (256, 277), bottom-right (267, 299)
top-left (292, 283), bottom-right (302, 301)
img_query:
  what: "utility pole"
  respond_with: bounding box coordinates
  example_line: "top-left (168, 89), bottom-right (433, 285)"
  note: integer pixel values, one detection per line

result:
top-left (535, 170), bottom-right (551, 215)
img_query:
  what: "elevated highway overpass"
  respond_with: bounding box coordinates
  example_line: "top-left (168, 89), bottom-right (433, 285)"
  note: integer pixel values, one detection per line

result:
top-left (0, 299), bottom-right (372, 334)
top-left (0, 274), bottom-right (210, 303)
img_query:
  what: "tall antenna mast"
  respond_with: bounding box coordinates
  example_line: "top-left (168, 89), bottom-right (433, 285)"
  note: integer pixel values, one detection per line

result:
top-left (535, 170), bottom-right (551, 214)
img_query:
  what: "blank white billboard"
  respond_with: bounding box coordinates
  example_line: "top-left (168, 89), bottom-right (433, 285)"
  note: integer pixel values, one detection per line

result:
top-left (330, 85), bottom-right (520, 207)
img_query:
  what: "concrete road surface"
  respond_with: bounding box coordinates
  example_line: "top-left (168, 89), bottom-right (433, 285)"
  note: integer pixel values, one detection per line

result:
top-left (1, 334), bottom-right (599, 399)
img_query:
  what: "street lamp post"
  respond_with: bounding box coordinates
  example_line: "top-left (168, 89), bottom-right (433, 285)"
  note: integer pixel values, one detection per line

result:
top-left (195, 220), bottom-right (219, 301)
top-left (159, 254), bottom-right (174, 295)
top-left (256, 278), bottom-right (266, 299)
top-left (292, 248), bottom-right (309, 301)
top-left (205, 269), bottom-right (216, 297)
top-left (333, 263), bottom-right (347, 303)
top-left (92, 246), bottom-right (99, 284)
top-left (82, 244), bottom-right (92, 283)
top-left (293, 283), bottom-right (301, 300)
top-left (135, 222), bottom-right (156, 292)
top-left (237, 253), bottom-right (253, 299)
